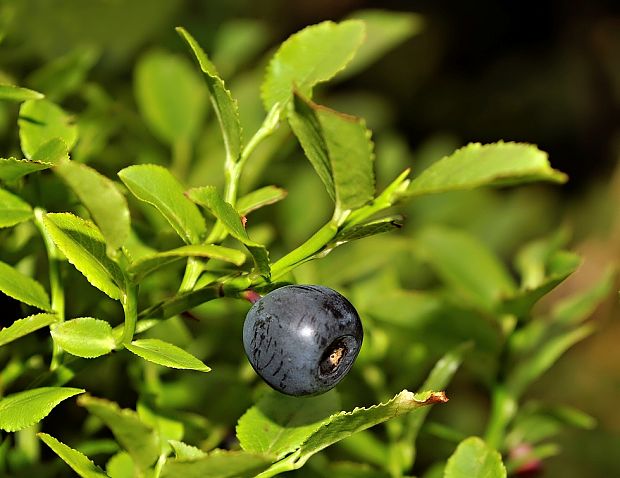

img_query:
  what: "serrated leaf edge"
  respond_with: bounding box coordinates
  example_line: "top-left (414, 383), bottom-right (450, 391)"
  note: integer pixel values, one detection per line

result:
top-left (43, 213), bottom-right (123, 300)
top-left (260, 20), bottom-right (366, 111)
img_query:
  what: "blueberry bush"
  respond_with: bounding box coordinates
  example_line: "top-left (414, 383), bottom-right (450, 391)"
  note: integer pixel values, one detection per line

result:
top-left (0, 6), bottom-right (617, 478)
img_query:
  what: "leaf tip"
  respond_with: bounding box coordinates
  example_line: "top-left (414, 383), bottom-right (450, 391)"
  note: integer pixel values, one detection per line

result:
top-left (428, 391), bottom-right (449, 404)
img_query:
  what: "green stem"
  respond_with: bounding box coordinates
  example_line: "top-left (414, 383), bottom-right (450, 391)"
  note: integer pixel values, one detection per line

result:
top-left (172, 138), bottom-right (192, 180)
top-left (208, 106), bottom-right (281, 245)
top-left (269, 221), bottom-right (339, 281)
top-left (152, 453), bottom-right (167, 478)
top-left (119, 283), bottom-right (139, 345)
top-left (484, 384), bottom-right (517, 450)
top-left (178, 257), bottom-right (204, 292)
top-left (34, 208), bottom-right (65, 370)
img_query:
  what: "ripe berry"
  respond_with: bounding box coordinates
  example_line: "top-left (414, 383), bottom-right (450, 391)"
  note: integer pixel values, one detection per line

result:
top-left (242, 285), bottom-right (363, 396)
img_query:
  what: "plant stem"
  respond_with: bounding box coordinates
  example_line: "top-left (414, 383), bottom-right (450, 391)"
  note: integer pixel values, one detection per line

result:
top-left (152, 453), bottom-right (167, 478)
top-left (484, 384), bottom-right (517, 450)
top-left (178, 257), bottom-right (203, 292)
top-left (269, 220), bottom-right (339, 281)
top-left (208, 105), bottom-right (281, 245)
top-left (119, 283), bottom-right (139, 345)
top-left (34, 208), bottom-right (65, 371)
top-left (172, 138), bottom-right (192, 180)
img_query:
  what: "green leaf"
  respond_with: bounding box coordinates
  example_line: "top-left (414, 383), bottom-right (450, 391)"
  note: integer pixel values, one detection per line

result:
top-left (502, 251), bottom-right (581, 317)
top-left (258, 390), bottom-right (447, 476)
top-left (340, 9), bottom-right (424, 80)
top-left (237, 390), bottom-right (340, 460)
top-left (43, 213), bottom-right (125, 300)
top-left (406, 142), bottom-right (567, 197)
top-left (0, 187), bottom-right (33, 227)
top-left (0, 157), bottom-right (54, 181)
top-left (30, 137), bottom-right (70, 163)
top-left (414, 226), bottom-right (517, 312)
top-left (404, 346), bottom-right (468, 469)
top-left (506, 324), bottom-right (594, 398)
top-left (27, 46), bottom-right (99, 102)
top-left (137, 401), bottom-right (183, 454)
top-left (125, 338), bottom-right (210, 372)
top-left (77, 395), bottom-right (160, 469)
top-left (187, 186), bottom-right (269, 277)
top-left (236, 186), bottom-right (288, 216)
top-left (0, 387), bottom-right (84, 432)
top-left (326, 462), bottom-right (392, 478)
top-left (128, 244), bottom-right (245, 282)
top-left (51, 317), bottom-right (115, 358)
top-left (106, 452), bottom-right (135, 478)
top-left (18, 99), bottom-right (78, 160)
top-left (332, 216), bottom-right (402, 245)
top-left (444, 437), bottom-right (506, 478)
top-left (261, 20), bottom-right (366, 112)
top-left (551, 267), bottom-right (616, 325)
top-left (55, 161), bottom-right (130, 252)
top-left (168, 440), bottom-right (207, 460)
top-left (0, 84), bottom-right (44, 102)
top-left (0, 260), bottom-right (51, 311)
top-left (0, 313), bottom-right (58, 347)
top-left (38, 433), bottom-right (110, 478)
top-left (118, 164), bottom-right (206, 245)
top-left (289, 93), bottom-right (375, 214)
top-left (161, 450), bottom-right (271, 478)
top-left (176, 27), bottom-right (242, 164)
top-left (134, 50), bottom-right (207, 145)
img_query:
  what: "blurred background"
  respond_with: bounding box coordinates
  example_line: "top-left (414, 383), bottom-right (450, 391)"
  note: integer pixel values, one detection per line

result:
top-left (0, 0), bottom-right (618, 476)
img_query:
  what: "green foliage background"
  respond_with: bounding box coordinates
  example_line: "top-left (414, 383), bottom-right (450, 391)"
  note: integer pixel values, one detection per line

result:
top-left (0, 1), bottom-right (618, 477)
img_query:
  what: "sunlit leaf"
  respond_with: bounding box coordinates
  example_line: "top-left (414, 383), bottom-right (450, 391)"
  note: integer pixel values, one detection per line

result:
top-left (55, 161), bottom-right (130, 251)
top-left (39, 433), bottom-right (110, 478)
top-left (261, 20), bottom-right (365, 112)
top-left (43, 213), bottom-right (124, 300)
top-left (177, 27), bottom-right (242, 163)
top-left (0, 84), bottom-right (44, 102)
top-left (161, 450), bottom-right (271, 478)
top-left (0, 387), bottom-right (84, 432)
top-left (257, 390), bottom-right (447, 476)
top-left (78, 395), bottom-right (160, 469)
top-left (0, 260), bottom-right (51, 311)
top-left (237, 186), bottom-right (287, 216)
top-left (51, 317), bottom-right (116, 358)
top-left (289, 93), bottom-right (375, 214)
top-left (118, 164), bottom-right (206, 245)
top-left (0, 187), bottom-right (33, 228)
top-left (0, 156), bottom-right (54, 181)
top-left (0, 313), bottom-right (58, 347)
top-left (187, 186), bottom-right (269, 277)
top-left (18, 99), bottom-right (78, 159)
top-left (237, 389), bottom-right (340, 459)
top-left (407, 142), bottom-right (566, 197)
top-left (444, 437), bottom-right (506, 478)
top-left (125, 339), bottom-right (210, 372)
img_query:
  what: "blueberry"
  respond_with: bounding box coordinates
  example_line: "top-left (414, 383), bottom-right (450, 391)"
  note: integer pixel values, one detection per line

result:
top-left (242, 285), bottom-right (363, 396)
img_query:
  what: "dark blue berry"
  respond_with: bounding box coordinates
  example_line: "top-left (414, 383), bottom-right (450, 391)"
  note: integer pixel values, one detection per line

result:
top-left (242, 285), bottom-right (363, 396)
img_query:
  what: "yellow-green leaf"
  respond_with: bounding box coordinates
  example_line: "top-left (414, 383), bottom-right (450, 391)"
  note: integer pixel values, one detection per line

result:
top-left (0, 260), bottom-right (51, 311)
top-left (0, 387), bottom-right (84, 432)
top-left (125, 338), bottom-right (210, 372)
top-left (43, 213), bottom-right (124, 300)
top-left (39, 433), bottom-right (110, 478)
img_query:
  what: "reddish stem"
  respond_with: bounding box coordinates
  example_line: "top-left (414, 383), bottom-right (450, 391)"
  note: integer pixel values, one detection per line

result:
top-left (241, 289), bottom-right (262, 304)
